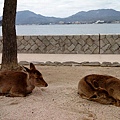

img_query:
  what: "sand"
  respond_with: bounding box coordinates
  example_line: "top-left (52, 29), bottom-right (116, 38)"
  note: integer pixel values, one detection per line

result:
top-left (0, 66), bottom-right (120, 120)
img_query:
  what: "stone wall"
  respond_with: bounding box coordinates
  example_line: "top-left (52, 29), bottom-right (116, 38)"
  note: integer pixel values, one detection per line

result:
top-left (0, 35), bottom-right (119, 54)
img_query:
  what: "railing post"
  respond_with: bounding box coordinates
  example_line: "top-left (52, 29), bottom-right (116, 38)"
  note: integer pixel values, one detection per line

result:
top-left (99, 34), bottom-right (100, 54)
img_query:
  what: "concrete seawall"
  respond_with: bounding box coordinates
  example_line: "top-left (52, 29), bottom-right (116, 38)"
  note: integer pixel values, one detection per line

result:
top-left (0, 34), bottom-right (120, 54)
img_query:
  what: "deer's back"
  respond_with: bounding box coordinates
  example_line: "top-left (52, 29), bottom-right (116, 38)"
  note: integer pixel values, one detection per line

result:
top-left (0, 71), bottom-right (28, 87)
top-left (84, 74), bottom-right (114, 88)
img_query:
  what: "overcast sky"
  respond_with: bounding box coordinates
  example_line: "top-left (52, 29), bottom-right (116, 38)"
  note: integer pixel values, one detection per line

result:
top-left (0, 0), bottom-right (120, 18)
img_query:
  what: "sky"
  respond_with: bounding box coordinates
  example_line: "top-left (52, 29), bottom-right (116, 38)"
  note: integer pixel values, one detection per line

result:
top-left (0, 0), bottom-right (120, 18)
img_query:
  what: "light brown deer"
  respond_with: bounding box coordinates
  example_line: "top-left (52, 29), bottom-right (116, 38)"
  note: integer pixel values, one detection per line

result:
top-left (0, 63), bottom-right (48, 97)
top-left (78, 74), bottom-right (120, 106)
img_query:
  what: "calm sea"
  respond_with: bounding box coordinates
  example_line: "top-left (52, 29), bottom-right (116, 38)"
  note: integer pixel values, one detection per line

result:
top-left (0, 24), bottom-right (120, 36)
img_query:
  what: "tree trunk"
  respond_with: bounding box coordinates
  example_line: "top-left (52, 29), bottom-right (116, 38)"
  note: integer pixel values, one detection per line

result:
top-left (1, 0), bottom-right (18, 70)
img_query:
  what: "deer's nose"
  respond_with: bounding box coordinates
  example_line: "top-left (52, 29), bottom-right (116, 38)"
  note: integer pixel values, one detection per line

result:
top-left (45, 83), bottom-right (48, 87)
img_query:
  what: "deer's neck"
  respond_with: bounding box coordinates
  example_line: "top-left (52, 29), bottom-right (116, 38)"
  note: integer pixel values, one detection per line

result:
top-left (26, 73), bottom-right (35, 92)
top-left (26, 73), bottom-right (35, 87)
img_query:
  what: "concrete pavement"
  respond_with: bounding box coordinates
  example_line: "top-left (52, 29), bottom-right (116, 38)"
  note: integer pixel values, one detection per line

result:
top-left (0, 53), bottom-right (120, 63)
top-left (17, 54), bottom-right (120, 63)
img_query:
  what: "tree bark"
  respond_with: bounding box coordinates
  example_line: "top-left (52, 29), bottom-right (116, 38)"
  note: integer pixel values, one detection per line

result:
top-left (1, 0), bottom-right (18, 70)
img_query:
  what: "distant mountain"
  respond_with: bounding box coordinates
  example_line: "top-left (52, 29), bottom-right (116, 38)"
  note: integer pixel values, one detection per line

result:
top-left (0, 20), bottom-right (2, 26)
top-left (1, 9), bottom-right (120, 25)
top-left (63, 9), bottom-right (120, 23)
top-left (16, 10), bottom-right (61, 25)
top-left (0, 16), bottom-right (2, 20)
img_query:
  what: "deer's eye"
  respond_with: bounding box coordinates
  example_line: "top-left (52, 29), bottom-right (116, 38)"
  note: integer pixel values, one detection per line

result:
top-left (36, 78), bottom-right (40, 81)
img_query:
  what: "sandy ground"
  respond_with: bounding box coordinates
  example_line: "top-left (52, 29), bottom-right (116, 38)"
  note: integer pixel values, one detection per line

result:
top-left (0, 65), bottom-right (120, 120)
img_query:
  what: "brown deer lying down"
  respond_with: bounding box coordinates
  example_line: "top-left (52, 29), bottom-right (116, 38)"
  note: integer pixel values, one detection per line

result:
top-left (0, 63), bottom-right (48, 97)
top-left (78, 74), bottom-right (120, 106)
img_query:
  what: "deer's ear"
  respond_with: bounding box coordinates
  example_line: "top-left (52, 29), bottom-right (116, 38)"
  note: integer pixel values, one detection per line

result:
top-left (23, 66), bottom-right (30, 73)
top-left (93, 80), bottom-right (99, 88)
top-left (30, 63), bottom-right (36, 70)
